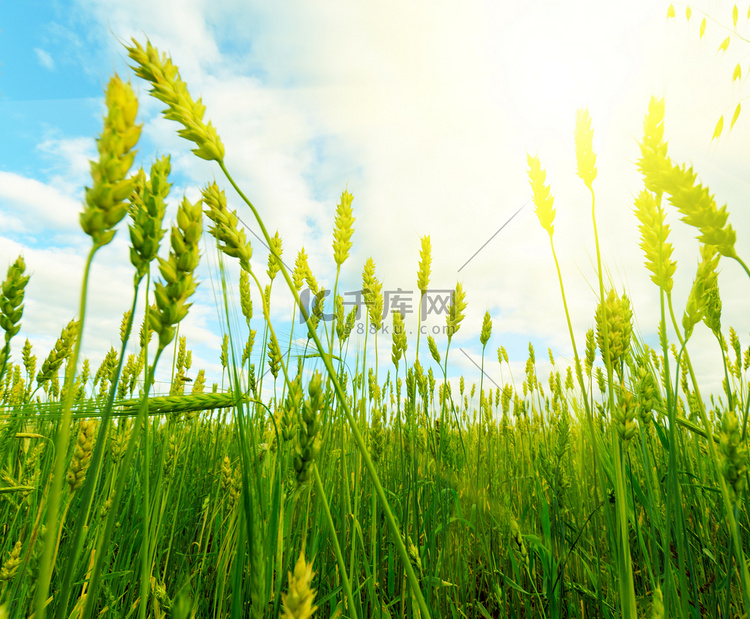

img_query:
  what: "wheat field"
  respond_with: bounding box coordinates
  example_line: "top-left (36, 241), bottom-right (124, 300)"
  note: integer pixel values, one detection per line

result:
top-left (0, 29), bottom-right (748, 619)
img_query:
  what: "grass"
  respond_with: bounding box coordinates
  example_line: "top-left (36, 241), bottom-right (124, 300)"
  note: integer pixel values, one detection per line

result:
top-left (0, 34), bottom-right (748, 619)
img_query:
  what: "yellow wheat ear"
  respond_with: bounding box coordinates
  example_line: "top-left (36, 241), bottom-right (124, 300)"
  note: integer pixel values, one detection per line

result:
top-left (526, 154), bottom-right (555, 237)
top-left (362, 258), bottom-right (383, 331)
top-left (446, 282), bottom-right (467, 338)
top-left (281, 551), bottom-right (318, 618)
top-left (634, 189), bottom-right (676, 294)
top-left (333, 189), bottom-right (355, 267)
top-left (637, 97), bottom-right (739, 261)
top-left (417, 235), bottom-right (431, 296)
top-left (574, 108), bottom-right (597, 189)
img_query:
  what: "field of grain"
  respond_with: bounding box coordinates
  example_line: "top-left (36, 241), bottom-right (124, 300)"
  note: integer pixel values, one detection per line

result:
top-left (0, 32), bottom-right (748, 619)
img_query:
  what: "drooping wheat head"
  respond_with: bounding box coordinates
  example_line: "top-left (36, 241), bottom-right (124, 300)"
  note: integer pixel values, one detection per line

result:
top-left (0, 541), bottom-right (22, 583)
top-left (125, 39), bottom-right (225, 162)
top-left (638, 96), bottom-right (738, 259)
top-left (202, 181), bottom-right (253, 273)
top-left (427, 335), bottom-right (441, 365)
top-left (682, 244), bottom-right (721, 341)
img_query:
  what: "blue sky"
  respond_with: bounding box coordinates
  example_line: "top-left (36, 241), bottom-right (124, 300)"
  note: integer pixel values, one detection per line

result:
top-left (1, 0), bottom-right (749, 401)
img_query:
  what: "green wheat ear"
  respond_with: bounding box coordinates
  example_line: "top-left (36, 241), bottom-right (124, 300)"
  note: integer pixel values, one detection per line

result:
top-left (719, 408), bottom-right (748, 504)
top-left (682, 244), bottom-right (720, 341)
top-left (292, 248), bottom-right (309, 292)
top-left (202, 182), bottom-right (253, 272)
top-left (333, 188), bottom-right (355, 267)
top-left (446, 282), bottom-right (467, 338)
top-left (391, 309), bottom-right (407, 369)
top-left (128, 155), bottom-right (171, 282)
top-left (150, 197), bottom-right (203, 352)
top-left (362, 257), bottom-right (383, 330)
top-left (638, 97), bottom-right (669, 196)
top-left (480, 310), bottom-right (492, 347)
top-left (595, 289), bottom-right (633, 378)
top-left (125, 38), bottom-right (224, 162)
top-left (36, 319), bottom-right (79, 387)
top-left (80, 75), bottom-right (141, 249)
top-left (0, 257), bottom-right (30, 382)
top-left (427, 335), bottom-right (441, 364)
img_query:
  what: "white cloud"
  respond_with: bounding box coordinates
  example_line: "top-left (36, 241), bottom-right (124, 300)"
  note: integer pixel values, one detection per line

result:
top-left (34, 48), bottom-right (55, 70)
top-left (36, 135), bottom-right (96, 196)
top-left (6, 0), bottom-right (748, 398)
top-left (0, 171), bottom-right (81, 232)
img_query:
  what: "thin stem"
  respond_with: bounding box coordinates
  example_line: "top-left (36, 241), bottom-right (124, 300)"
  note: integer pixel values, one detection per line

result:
top-left (35, 243), bottom-right (97, 619)
top-left (80, 348), bottom-right (165, 619)
top-left (589, 184), bottom-right (637, 619)
top-left (56, 279), bottom-right (142, 616)
top-left (218, 160), bottom-right (433, 619)
top-left (313, 464), bottom-right (359, 619)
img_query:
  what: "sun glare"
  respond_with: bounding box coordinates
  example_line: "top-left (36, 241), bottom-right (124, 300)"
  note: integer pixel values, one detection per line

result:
top-left (501, 8), bottom-right (638, 131)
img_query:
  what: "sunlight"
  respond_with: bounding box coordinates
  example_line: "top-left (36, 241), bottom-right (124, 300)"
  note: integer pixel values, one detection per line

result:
top-left (501, 7), bottom-right (639, 130)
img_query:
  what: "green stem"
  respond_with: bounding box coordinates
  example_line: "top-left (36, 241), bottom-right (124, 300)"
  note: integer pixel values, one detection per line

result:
top-left (732, 254), bottom-right (750, 281)
top-left (313, 464), bottom-right (359, 619)
top-left (589, 184), bottom-right (637, 619)
top-left (80, 348), bottom-right (165, 619)
top-left (55, 279), bottom-right (142, 616)
top-left (34, 243), bottom-right (97, 619)
top-left (219, 160), bottom-right (433, 619)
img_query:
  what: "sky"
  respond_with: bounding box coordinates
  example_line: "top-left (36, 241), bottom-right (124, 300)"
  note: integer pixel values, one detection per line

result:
top-left (1, 0), bottom-right (749, 404)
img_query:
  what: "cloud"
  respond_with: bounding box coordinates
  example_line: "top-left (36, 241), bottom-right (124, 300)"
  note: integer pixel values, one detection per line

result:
top-left (6, 0), bottom-right (748, 399)
top-left (34, 48), bottom-right (56, 70)
top-left (0, 170), bottom-right (81, 232)
top-left (36, 135), bottom-right (96, 195)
